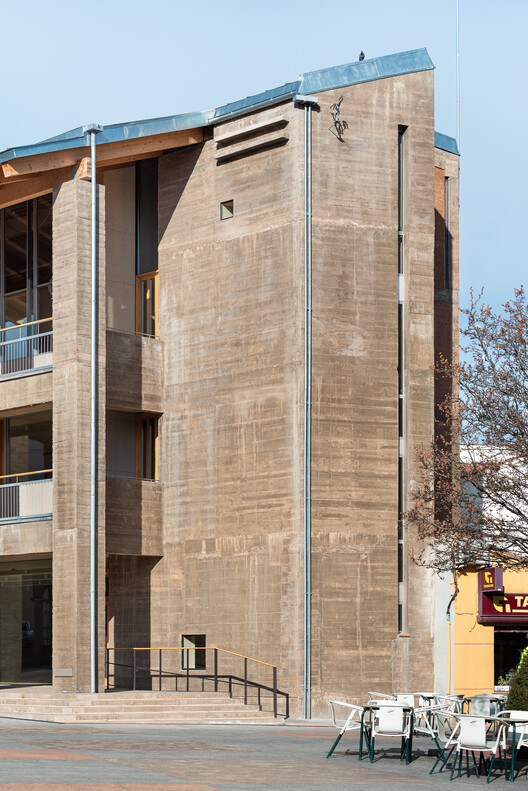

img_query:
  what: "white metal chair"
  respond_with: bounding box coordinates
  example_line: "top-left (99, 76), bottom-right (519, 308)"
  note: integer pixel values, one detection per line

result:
top-left (395, 693), bottom-right (415, 707)
top-left (435, 694), bottom-right (464, 714)
top-left (434, 714), bottom-right (507, 782)
top-left (496, 710), bottom-right (528, 780)
top-left (413, 703), bottom-right (450, 746)
top-left (326, 700), bottom-right (364, 758)
top-left (365, 701), bottom-right (413, 764)
top-left (367, 691), bottom-right (395, 702)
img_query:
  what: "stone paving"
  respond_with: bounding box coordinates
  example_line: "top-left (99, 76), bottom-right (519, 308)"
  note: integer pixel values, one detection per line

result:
top-left (0, 717), bottom-right (523, 789)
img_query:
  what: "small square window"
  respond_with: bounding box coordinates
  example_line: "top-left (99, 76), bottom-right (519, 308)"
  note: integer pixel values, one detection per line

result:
top-left (220, 200), bottom-right (234, 220)
top-left (182, 634), bottom-right (206, 670)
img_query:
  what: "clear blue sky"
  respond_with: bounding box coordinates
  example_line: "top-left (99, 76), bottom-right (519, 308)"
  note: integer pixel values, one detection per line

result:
top-left (1, 0), bottom-right (525, 313)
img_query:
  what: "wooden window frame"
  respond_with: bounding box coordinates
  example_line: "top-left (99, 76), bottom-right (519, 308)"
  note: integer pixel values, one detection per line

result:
top-left (135, 270), bottom-right (158, 337)
top-left (135, 413), bottom-right (159, 480)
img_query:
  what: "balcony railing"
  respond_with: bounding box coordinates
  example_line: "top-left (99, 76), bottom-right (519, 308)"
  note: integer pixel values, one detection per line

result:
top-left (0, 470), bottom-right (52, 524)
top-left (0, 318), bottom-right (53, 380)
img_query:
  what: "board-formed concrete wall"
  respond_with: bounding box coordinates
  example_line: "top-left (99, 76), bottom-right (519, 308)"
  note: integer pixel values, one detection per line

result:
top-left (146, 68), bottom-right (456, 717)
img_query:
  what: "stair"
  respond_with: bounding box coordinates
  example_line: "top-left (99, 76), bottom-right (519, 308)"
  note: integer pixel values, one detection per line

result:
top-left (0, 688), bottom-right (280, 724)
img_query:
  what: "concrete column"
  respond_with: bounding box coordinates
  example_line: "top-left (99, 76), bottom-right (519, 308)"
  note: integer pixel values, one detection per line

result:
top-left (52, 179), bottom-right (106, 692)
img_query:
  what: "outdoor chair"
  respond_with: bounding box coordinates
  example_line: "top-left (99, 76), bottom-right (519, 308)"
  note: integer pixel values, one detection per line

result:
top-left (413, 703), bottom-right (450, 751)
top-left (395, 693), bottom-right (415, 707)
top-left (496, 710), bottom-right (528, 780)
top-left (363, 701), bottom-right (414, 765)
top-left (326, 700), bottom-right (364, 758)
top-left (432, 714), bottom-right (507, 782)
top-left (435, 694), bottom-right (464, 715)
top-left (466, 694), bottom-right (504, 717)
top-left (367, 691), bottom-right (395, 702)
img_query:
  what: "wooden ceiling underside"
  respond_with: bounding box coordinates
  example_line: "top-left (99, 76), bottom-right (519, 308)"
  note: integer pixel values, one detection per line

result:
top-left (0, 127), bottom-right (203, 210)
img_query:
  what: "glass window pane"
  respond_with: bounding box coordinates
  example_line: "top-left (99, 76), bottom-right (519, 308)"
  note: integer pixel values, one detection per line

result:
top-left (36, 195), bottom-right (52, 286)
top-left (7, 412), bottom-right (52, 476)
top-left (150, 277), bottom-right (156, 336)
top-left (142, 281), bottom-right (147, 335)
top-left (4, 203), bottom-right (27, 294)
top-left (149, 418), bottom-right (156, 479)
top-left (5, 291), bottom-right (28, 328)
top-left (141, 419), bottom-right (147, 478)
top-left (37, 284), bottom-right (52, 322)
top-left (136, 160), bottom-right (158, 274)
top-left (0, 559), bottom-right (52, 685)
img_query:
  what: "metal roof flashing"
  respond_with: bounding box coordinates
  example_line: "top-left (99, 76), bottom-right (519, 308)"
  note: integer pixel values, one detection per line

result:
top-left (0, 48), bottom-right (436, 166)
top-left (299, 48), bottom-right (433, 95)
top-left (434, 132), bottom-right (459, 156)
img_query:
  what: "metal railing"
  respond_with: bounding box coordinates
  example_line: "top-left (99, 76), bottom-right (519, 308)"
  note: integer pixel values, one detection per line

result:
top-left (0, 469), bottom-right (53, 523)
top-left (106, 645), bottom-right (289, 718)
top-left (0, 318), bottom-right (53, 379)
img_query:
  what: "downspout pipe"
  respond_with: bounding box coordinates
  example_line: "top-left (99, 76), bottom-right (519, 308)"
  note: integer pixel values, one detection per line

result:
top-left (294, 94), bottom-right (318, 720)
top-left (446, 571), bottom-right (459, 695)
top-left (85, 124), bottom-right (102, 694)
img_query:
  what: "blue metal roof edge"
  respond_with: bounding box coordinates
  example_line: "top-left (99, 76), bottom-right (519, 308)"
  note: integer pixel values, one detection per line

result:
top-left (0, 48), bottom-right (435, 165)
top-left (0, 110), bottom-right (212, 165)
top-left (434, 131), bottom-right (459, 156)
top-left (299, 48), bottom-right (434, 95)
top-left (211, 81), bottom-right (301, 122)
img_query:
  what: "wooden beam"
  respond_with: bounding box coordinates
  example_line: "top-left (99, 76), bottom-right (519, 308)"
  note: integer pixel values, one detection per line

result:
top-left (1, 128), bottom-right (204, 180)
top-left (0, 166), bottom-right (72, 210)
top-left (2, 147), bottom-right (87, 180)
top-left (75, 157), bottom-right (91, 181)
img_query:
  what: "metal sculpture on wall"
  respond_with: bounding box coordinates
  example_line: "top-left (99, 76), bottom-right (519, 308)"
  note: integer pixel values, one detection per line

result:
top-left (329, 96), bottom-right (349, 142)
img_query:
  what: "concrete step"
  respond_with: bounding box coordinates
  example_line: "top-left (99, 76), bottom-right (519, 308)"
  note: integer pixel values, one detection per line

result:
top-left (0, 706), bottom-right (265, 716)
top-left (3, 712), bottom-right (278, 724)
top-left (0, 689), bottom-right (277, 723)
top-left (0, 698), bottom-right (250, 710)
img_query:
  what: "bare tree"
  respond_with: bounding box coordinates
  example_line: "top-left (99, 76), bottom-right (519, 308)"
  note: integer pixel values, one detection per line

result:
top-left (407, 287), bottom-right (528, 573)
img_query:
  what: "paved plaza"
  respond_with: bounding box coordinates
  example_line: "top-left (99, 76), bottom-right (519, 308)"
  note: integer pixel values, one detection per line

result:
top-left (0, 717), bottom-right (524, 789)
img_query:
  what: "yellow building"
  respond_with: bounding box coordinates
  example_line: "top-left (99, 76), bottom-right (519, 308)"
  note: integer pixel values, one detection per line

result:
top-left (454, 567), bottom-right (528, 696)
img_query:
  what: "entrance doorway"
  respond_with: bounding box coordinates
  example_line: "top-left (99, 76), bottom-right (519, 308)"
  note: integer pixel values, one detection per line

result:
top-left (494, 628), bottom-right (528, 685)
top-left (0, 559), bottom-right (52, 685)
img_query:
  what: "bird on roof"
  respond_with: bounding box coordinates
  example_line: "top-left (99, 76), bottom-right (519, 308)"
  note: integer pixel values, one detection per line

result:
top-left (359, 51), bottom-right (365, 61)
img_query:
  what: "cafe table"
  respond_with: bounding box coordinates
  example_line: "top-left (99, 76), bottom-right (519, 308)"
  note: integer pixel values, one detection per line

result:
top-left (359, 701), bottom-right (414, 764)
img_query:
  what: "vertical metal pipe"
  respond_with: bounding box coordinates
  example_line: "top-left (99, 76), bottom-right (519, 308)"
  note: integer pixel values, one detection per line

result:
top-left (456, 0), bottom-right (460, 152)
top-left (89, 128), bottom-right (99, 694)
top-left (307, 103), bottom-right (313, 720)
top-left (302, 100), bottom-right (313, 720)
top-left (302, 103), bottom-right (309, 720)
top-left (244, 658), bottom-right (248, 705)
top-left (214, 648), bottom-right (218, 692)
top-left (295, 93), bottom-right (318, 721)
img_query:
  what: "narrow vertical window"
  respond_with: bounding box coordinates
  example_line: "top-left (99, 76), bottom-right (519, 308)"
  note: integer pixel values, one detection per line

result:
top-left (135, 160), bottom-right (158, 336)
top-left (444, 177), bottom-right (451, 290)
top-left (135, 271), bottom-right (158, 337)
top-left (136, 413), bottom-right (158, 480)
top-left (397, 125), bottom-right (407, 634)
top-left (398, 127), bottom-right (406, 276)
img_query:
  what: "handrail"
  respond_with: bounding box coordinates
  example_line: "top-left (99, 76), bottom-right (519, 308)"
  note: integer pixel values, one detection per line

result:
top-left (127, 645), bottom-right (277, 668)
top-left (0, 468), bottom-right (52, 481)
top-left (106, 645), bottom-right (288, 718)
top-left (0, 317), bottom-right (52, 335)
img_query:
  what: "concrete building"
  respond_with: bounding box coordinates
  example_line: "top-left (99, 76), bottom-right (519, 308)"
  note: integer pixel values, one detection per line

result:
top-left (0, 49), bottom-right (458, 718)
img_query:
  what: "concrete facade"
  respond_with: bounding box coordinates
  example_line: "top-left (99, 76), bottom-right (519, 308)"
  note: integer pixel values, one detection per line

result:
top-left (0, 50), bottom-right (458, 718)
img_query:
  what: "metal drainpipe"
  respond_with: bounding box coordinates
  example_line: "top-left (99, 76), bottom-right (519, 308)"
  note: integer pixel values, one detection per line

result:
top-left (86, 124), bottom-right (102, 694)
top-left (294, 94), bottom-right (318, 720)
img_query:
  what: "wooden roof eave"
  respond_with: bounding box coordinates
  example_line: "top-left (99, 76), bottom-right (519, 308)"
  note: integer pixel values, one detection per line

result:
top-left (0, 127), bottom-right (203, 209)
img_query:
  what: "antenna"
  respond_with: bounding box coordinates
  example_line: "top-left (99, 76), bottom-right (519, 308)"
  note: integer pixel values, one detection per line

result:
top-left (457, 0), bottom-right (460, 151)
